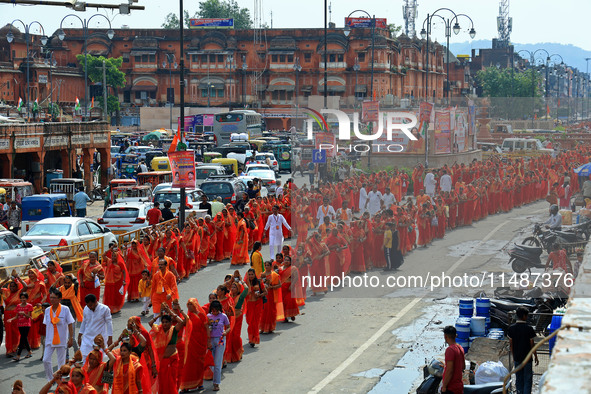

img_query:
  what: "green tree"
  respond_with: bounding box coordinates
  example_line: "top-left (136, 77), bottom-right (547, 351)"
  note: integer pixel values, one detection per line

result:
top-left (388, 23), bottom-right (402, 36)
top-left (161, 0), bottom-right (252, 30)
top-left (476, 67), bottom-right (545, 120)
top-left (76, 54), bottom-right (125, 118)
top-left (161, 10), bottom-right (191, 29)
top-left (97, 95), bottom-right (120, 114)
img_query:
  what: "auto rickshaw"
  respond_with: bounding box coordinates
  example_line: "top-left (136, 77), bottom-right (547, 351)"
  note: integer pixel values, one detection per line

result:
top-left (137, 171), bottom-right (172, 188)
top-left (248, 139), bottom-right (266, 151)
top-left (49, 178), bottom-right (85, 202)
top-left (111, 184), bottom-right (153, 204)
top-left (21, 193), bottom-right (72, 233)
top-left (270, 144), bottom-right (292, 173)
top-left (203, 152), bottom-right (222, 164)
top-left (0, 179), bottom-right (35, 204)
top-left (151, 156), bottom-right (171, 171)
top-left (211, 158), bottom-right (239, 176)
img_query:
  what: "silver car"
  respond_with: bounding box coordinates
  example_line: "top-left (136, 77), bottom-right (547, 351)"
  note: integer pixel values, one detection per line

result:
top-left (0, 230), bottom-right (45, 278)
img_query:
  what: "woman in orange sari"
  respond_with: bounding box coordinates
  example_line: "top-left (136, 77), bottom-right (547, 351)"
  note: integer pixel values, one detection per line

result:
top-left (216, 285), bottom-right (235, 365)
top-left (2, 280), bottom-right (22, 356)
top-left (77, 252), bottom-right (104, 307)
top-left (126, 240), bottom-right (149, 302)
top-left (260, 261), bottom-right (283, 334)
top-left (228, 281), bottom-right (247, 362)
top-left (126, 316), bottom-right (158, 393)
top-left (71, 367), bottom-right (98, 394)
top-left (180, 222), bottom-right (195, 276)
top-left (103, 243), bottom-right (129, 314)
top-left (222, 208), bottom-right (234, 259)
top-left (161, 228), bottom-right (180, 275)
top-left (83, 343), bottom-right (116, 393)
top-left (180, 298), bottom-right (208, 392)
top-left (244, 268), bottom-right (267, 348)
top-left (18, 268), bottom-right (46, 349)
top-left (231, 211), bottom-right (250, 265)
top-left (213, 212), bottom-right (227, 261)
top-left (149, 304), bottom-right (186, 394)
top-left (44, 261), bottom-right (64, 299)
top-left (196, 217), bottom-right (210, 269)
top-left (112, 342), bottom-right (143, 394)
top-left (306, 232), bottom-right (330, 296)
top-left (279, 256), bottom-right (302, 322)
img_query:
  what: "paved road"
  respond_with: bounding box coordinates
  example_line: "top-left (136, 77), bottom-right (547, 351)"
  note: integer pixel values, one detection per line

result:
top-left (1, 178), bottom-right (548, 393)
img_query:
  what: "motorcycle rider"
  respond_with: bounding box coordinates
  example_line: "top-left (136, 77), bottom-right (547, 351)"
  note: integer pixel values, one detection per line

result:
top-left (544, 204), bottom-right (562, 231)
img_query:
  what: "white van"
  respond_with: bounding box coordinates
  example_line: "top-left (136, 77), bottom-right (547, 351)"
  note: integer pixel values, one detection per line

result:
top-left (501, 138), bottom-right (553, 154)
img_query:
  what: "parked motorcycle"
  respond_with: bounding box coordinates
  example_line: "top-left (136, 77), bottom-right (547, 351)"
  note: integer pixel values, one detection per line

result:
top-left (507, 243), bottom-right (546, 273)
top-left (522, 223), bottom-right (587, 253)
top-left (417, 360), bottom-right (509, 394)
top-left (489, 291), bottom-right (565, 331)
top-left (521, 224), bottom-right (558, 253)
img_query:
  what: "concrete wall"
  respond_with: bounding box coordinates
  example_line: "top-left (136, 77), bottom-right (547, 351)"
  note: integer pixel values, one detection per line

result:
top-left (540, 245), bottom-right (591, 393)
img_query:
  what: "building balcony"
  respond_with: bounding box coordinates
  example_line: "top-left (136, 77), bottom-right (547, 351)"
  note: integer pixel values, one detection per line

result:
top-left (319, 62), bottom-right (347, 69)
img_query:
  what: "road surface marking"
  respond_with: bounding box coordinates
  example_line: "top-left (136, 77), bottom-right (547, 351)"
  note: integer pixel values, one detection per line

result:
top-left (308, 219), bottom-right (510, 394)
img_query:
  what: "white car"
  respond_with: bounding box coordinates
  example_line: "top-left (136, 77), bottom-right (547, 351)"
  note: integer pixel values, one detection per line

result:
top-left (253, 152), bottom-right (279, 172)
top-left (98, 202), bottom-right (152, 235)
top-left (195, 165), bottom-right (227, 186)
top-left (153, 182), bottom-right (172, 194)
top-left (245, 163), bottom-right (271, 174)
top-left (153, 188), bottom-right (206, 216)
top-left (246, 169), bottom-right (278, 195)
top-left (0, 230), bottom-right (45, 275)
top-left (23, 217), bottom-right (117, 254)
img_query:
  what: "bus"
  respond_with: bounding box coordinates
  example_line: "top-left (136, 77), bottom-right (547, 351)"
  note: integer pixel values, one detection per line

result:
top-left (213, 110), bottom-right (264, 146)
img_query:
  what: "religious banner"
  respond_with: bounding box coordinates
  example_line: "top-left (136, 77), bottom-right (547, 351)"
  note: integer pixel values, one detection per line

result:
top-left (169, 150), bottom-right (196, 189)
top-left (315, 132), bottom-right (336, 157)
top-left (362, 100), bottom-right (380, 123)
top-left (418, 102), bottom-right (433, 138)
top-left (455, 111), bottom-right (468, 152)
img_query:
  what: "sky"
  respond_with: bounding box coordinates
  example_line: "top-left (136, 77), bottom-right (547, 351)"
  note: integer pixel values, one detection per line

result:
top-left (1, 0), bottom-right (590, 51)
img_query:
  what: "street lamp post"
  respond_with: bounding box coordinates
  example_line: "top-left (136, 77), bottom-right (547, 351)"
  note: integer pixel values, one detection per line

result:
top-left (420, 9), bottom-right (476, 103)
top-left (344, 10), bottom-right (376, 99)
top-left (163, 54), bottom-right (178, 130)
top-left (7, 20), bottom-right (48, 121)
top-left (517, 49), bottom-right (550, 128)
top-left (44, 51), bottom-right (57, 120)
top-left (57, 14), bottom-right (114, 122)
top-left (241, 55), bottom-right (247, 107)
top-left (353, 56), bottom-right (360, 102)
top-left (293, 57), bottom-right (302, 131)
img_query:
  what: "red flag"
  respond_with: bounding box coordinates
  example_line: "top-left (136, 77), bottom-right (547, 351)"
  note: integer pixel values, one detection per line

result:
top-left (534, 113), bottom-right (538, 120)
top-left (547, 104), bottom-right (550, 115)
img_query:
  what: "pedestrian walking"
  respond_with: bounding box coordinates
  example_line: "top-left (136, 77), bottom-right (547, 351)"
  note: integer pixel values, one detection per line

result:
top-left (43, 289), bottom-right (75, 381)
top-left (207, 300), bottom-right (230, 392)
top-left (508, 307), bottom-right (538, 394)
top-left (441, 325), bottom-right (465, 394)
top-left (7, 201), bottom-right (21, 235)
top-left (73, 187), bottom-right (91, 217)
top-left (147, 201), bottom-right (163, 225)
top-left (78, 294), bottom-right (113, 363)
top-left (264, 205), bottom-right (291, 260)
top-left (10, 291), bottom-right (33, 361)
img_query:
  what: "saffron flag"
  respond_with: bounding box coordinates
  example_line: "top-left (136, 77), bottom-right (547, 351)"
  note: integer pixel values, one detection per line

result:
top-left (168, 129), bottom-right (187, 153)
top-left (547, 104), bottom-right (550, 115)
top-left (90, 97), bottom-right (95, 110)
top-left (75, 97), bottom-right (80, 111)
top-left (16, 97), bottom-right (23, 111)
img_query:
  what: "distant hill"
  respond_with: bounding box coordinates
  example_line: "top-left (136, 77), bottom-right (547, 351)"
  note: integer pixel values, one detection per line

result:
top-left (449, 40), bottom-right (591, 72)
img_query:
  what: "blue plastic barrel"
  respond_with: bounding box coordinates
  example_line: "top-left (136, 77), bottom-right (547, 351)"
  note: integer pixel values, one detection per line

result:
top-left (548, 315), bottom-right (563, 354)
top-left (476, 298), bottom-right (491, 316)
top-left (470, 316), bottom-right (487, 337)
top-left (456, 318), bottom-right (471, 340)
top-left (459, 299), bottom-right (474, 317)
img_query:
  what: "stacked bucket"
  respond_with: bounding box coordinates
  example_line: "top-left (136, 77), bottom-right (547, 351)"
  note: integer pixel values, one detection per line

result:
top-left (456, 298), bottom-right (492, 353)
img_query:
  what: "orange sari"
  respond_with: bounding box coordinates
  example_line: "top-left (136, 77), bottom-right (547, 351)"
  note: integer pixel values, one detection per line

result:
top-left (279, 265), bottom-right (303, 318)
top-left (230, 219), bottom-right (249, 265)
top-left (260, 271), bottom-right (284, 332)
top-left (150, 268), bottom-right (177, 314)
top-left (25, 273), bottom-right (46, 348)
top-left (83, 350), bottom-right (107, 393)
top-left (2, 283), bottom-right (22, 354)
top-left (150, 323), bottom-right (179, 394)
top-left (112, 353), bottom-right (142, 394)
top-left (103, 252), bottom-right (129, 314)
top-left (77, 261), bottom-right (103, 306)
top-left (180, 299), bottom-right (208, 391)
top-left (125, 242), bottom-right (150, 300)
top-left (58, 284), bottom-right (84, 322)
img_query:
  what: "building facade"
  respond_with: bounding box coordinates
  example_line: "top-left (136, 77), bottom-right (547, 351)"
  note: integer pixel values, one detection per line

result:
top-left (1, 25), bottom-right (447, 119)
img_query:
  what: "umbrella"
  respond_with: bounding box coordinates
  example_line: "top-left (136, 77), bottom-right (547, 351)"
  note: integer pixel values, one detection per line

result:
top-left (574, 163), bottom-right (591, 177)
top-left (142, 131), bottom-right (164, 141)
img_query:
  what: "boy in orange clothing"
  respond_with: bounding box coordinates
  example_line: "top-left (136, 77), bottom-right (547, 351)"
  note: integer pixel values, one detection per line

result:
top-left (138, 269), bottom-right (152, 316)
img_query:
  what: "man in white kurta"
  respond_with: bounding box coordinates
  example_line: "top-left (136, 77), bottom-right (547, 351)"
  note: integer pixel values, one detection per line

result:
top-left (382, 187), bottom-right (397, 209)
top-left (440, 170), bottom-right (452, 193)
top-left (316, 198), bottom-right (336, 226)
top-left (365, 186), bottom-right (383, 216)
top-left (43, 290), bottom-right (75, 381)
top-left (424, 170), bottom-right (437, 197)
top-left (359, 184), bottom-right (368, 214)
top-left (336, 200), bottom-right (353, 224)
top-left (264, 205), bottom-right (292, 260)
top-left (78, 294), bottom-right (113, 363)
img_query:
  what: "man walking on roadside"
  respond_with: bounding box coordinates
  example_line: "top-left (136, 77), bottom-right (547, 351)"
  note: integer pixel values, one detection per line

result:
top-left (508, 307), bottom-right (538, 394)
top-left (441, 326), bottom-right (465, 394)
top-left (43, 290), bottom-right (74, 381)
top-left (78, 294), bottom-right (113, 363)
top-left (74, 187), bottom-right (91, 217)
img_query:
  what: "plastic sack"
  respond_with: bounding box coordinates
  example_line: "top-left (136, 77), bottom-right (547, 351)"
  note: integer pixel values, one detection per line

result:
top-left (474, 361), bottom-right (509, 385)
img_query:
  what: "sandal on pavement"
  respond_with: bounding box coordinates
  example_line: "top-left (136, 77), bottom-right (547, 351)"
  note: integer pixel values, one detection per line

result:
top-left (213, 384), bottom-right (220, 391)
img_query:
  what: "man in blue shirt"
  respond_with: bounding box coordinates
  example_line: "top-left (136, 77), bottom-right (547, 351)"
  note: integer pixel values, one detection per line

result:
top-left (74, 187), bottom-right (91, 217)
